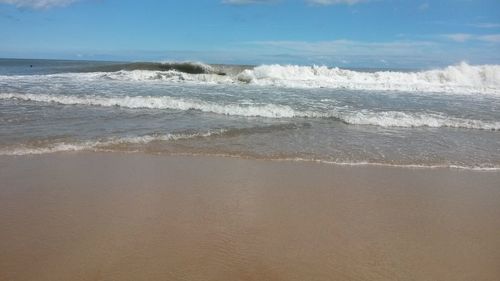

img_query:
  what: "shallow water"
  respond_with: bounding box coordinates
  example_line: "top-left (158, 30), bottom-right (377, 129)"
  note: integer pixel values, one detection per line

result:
top-left (1, 58), bottom-right (499, 169)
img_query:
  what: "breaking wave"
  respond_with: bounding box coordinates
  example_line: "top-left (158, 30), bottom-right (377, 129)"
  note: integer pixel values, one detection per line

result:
top-left (1, 62), bottom-right (499, 94)
top-left (81, 61), bottom-right (221, 74)
top-left (2, 93), bottom-right (498, 130)
top-left (98, 69), bottom-right (236, 83)
top-left (237, 62), bottom-right (500, 95)
top-left (88, 62), bottom-right (500, 95)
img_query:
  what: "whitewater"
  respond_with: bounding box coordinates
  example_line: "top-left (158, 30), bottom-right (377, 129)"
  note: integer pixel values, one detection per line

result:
top-left (1, 58), bottom-right (499, 169)
top-left (1, 61), bottom-right (500, 95)
top-left (1, 93), bottom-right (499, 130)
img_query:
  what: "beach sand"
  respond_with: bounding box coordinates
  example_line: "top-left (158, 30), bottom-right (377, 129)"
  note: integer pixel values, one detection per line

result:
top-left (1, 153), bottom-right (499, 281)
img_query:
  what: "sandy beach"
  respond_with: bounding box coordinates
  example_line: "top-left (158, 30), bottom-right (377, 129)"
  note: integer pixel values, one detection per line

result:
top-left (0, 153), bottom-right (499, 281)
top-left (2, 0), bottom-right (500, 280)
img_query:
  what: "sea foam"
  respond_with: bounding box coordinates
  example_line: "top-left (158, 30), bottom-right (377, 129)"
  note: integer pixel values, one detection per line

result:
top-left (0, 93), bottom-right (300, 118)
top-left (0, 130), bottom-right (227, 156)
top-left (1, 62), bottom-right (499, 95)
top-left (2, 93), bottom-right (498, 130)
top-left (237, 62), bottom-right (500, 95)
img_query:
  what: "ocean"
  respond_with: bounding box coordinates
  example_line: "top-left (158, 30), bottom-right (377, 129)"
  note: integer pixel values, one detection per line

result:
top-left (0, 58), bottom-right (499, 170)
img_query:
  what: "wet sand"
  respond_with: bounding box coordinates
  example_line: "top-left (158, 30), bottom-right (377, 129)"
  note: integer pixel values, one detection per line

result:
top-left (0, 153), bottom-right (499, 281)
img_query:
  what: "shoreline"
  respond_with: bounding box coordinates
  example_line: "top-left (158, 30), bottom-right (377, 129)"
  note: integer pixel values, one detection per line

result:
top-left (1, 152), bottom-right (500, 281)
top-left (2, 151), bottom-right (500, 172)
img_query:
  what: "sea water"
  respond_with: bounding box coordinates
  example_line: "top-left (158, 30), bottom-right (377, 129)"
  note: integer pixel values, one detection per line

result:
top-left (1, 58), bottom-right (499, 170)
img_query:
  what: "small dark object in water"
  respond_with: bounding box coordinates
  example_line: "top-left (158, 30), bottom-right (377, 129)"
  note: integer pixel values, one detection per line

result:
top-left (30, 65), bottom-right (33, 68)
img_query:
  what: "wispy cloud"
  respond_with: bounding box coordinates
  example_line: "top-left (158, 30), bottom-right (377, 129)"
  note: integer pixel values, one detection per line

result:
top-left (444, 33), bottom-right (474, 43)
top-left (468, 22), bottom-right (500, 29)
top-left (427, 21), bottom-right (500, 30)
top-left (237, 38), bottom-right (500, 67)
top-left (242, 39), bottom-right (444, 66)
top-left (223, 0), bottom-right (371, 5)
top-left (418, 2), bottom-right (429, 11)
top-left (443, 33), bottom-right (500, 43)
top-left (221, 0), bottom-right (278, 5)
top-left (249, 40), bottom-right (436, 56)
top-left (307, 0), bottom-right (370, 5)
top-left (0, 0), bottom-right (78, 9)
top-left (478, 34), bottom-right (500, 43)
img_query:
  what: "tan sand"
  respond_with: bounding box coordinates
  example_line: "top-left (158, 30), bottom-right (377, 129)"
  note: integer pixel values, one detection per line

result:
top-left (0, 152), bottom-right (499, 281)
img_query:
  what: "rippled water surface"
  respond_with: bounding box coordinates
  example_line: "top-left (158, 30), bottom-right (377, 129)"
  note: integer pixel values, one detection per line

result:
top-left (1, 58), bottom-right (499, 169)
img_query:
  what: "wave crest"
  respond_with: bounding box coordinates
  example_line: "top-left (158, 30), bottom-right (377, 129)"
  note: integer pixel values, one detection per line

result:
top-left (83, 61), bottom-right (220, 74)
top-left (2, 62), bottom-right (499, 94)
top-left (237, 62), bottom-right (500, 94)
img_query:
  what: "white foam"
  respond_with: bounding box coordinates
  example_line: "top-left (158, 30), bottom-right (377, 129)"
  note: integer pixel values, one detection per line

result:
top-left (277, 157), bottom-right (500, 171)
top-left (0, 142), bottom-right (100, 156)
top-left (0, 130), bottom-right (227, 156)
top-left (237, 62), bottom-right (500, 95)
top-left (0, 93), bottom-right (303, 118)
top-left (335, 110), bottom-right (500, 130)
top-left (157, 61), bottom-right (215, 71)
top-left (4, 144), bottom-right (498, 171)
top-left (2, 62), bottom-right (498, 94)
top-left (0, 70), bottom-right (234, 86)
top-left (101, 70), bottom-right (236, 84)
top-left (2, 93), bottom-right (498, 130)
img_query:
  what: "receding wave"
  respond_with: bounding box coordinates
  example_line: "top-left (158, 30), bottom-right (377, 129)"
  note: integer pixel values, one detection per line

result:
top-left (275, 158), bottom-right (500, 171)
top-left (2, 93), bottom-right (498, 130)
top-left (0, 93), bottom-right (303, 118)
top-left (0, 130), bottom-right (227, 156)
top-left (0, 123), bottom-right (307, 156)
top-left (3, 142), bottom-right (499, 171)
top-left (334, 110), bottom-right (500, 130)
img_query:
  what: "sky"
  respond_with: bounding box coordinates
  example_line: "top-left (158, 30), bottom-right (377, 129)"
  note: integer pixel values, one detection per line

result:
top-left (0, 0), bottom-right (499, 68)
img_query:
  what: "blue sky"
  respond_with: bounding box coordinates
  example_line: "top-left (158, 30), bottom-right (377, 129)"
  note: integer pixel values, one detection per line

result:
top-left (0, 0), bottom-right (499, 67)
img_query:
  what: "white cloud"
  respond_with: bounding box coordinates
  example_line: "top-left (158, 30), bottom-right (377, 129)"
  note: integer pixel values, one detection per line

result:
top-left (223, 0), bottom-right (370, 6)
top-left (418, 2), bottom-right (429, 11)
top-left (478, 34), bottom-right (500, 43)
top-left (443, 33), bottom-right (500, 43)
top-left (239, 38), bottom-right (500, 67)
top-left (469, 23), bottom-right (500, 29)
top-left (307, 0), bottom-right (369, 5)
top-left (0, 0), bottom-right (78, 9)
top-left (222, 0), bottom-right (277, 5)
top-left (444, 33), bottom-right (474, 43)
top-left (247, 39), bottom-right (437, 59)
